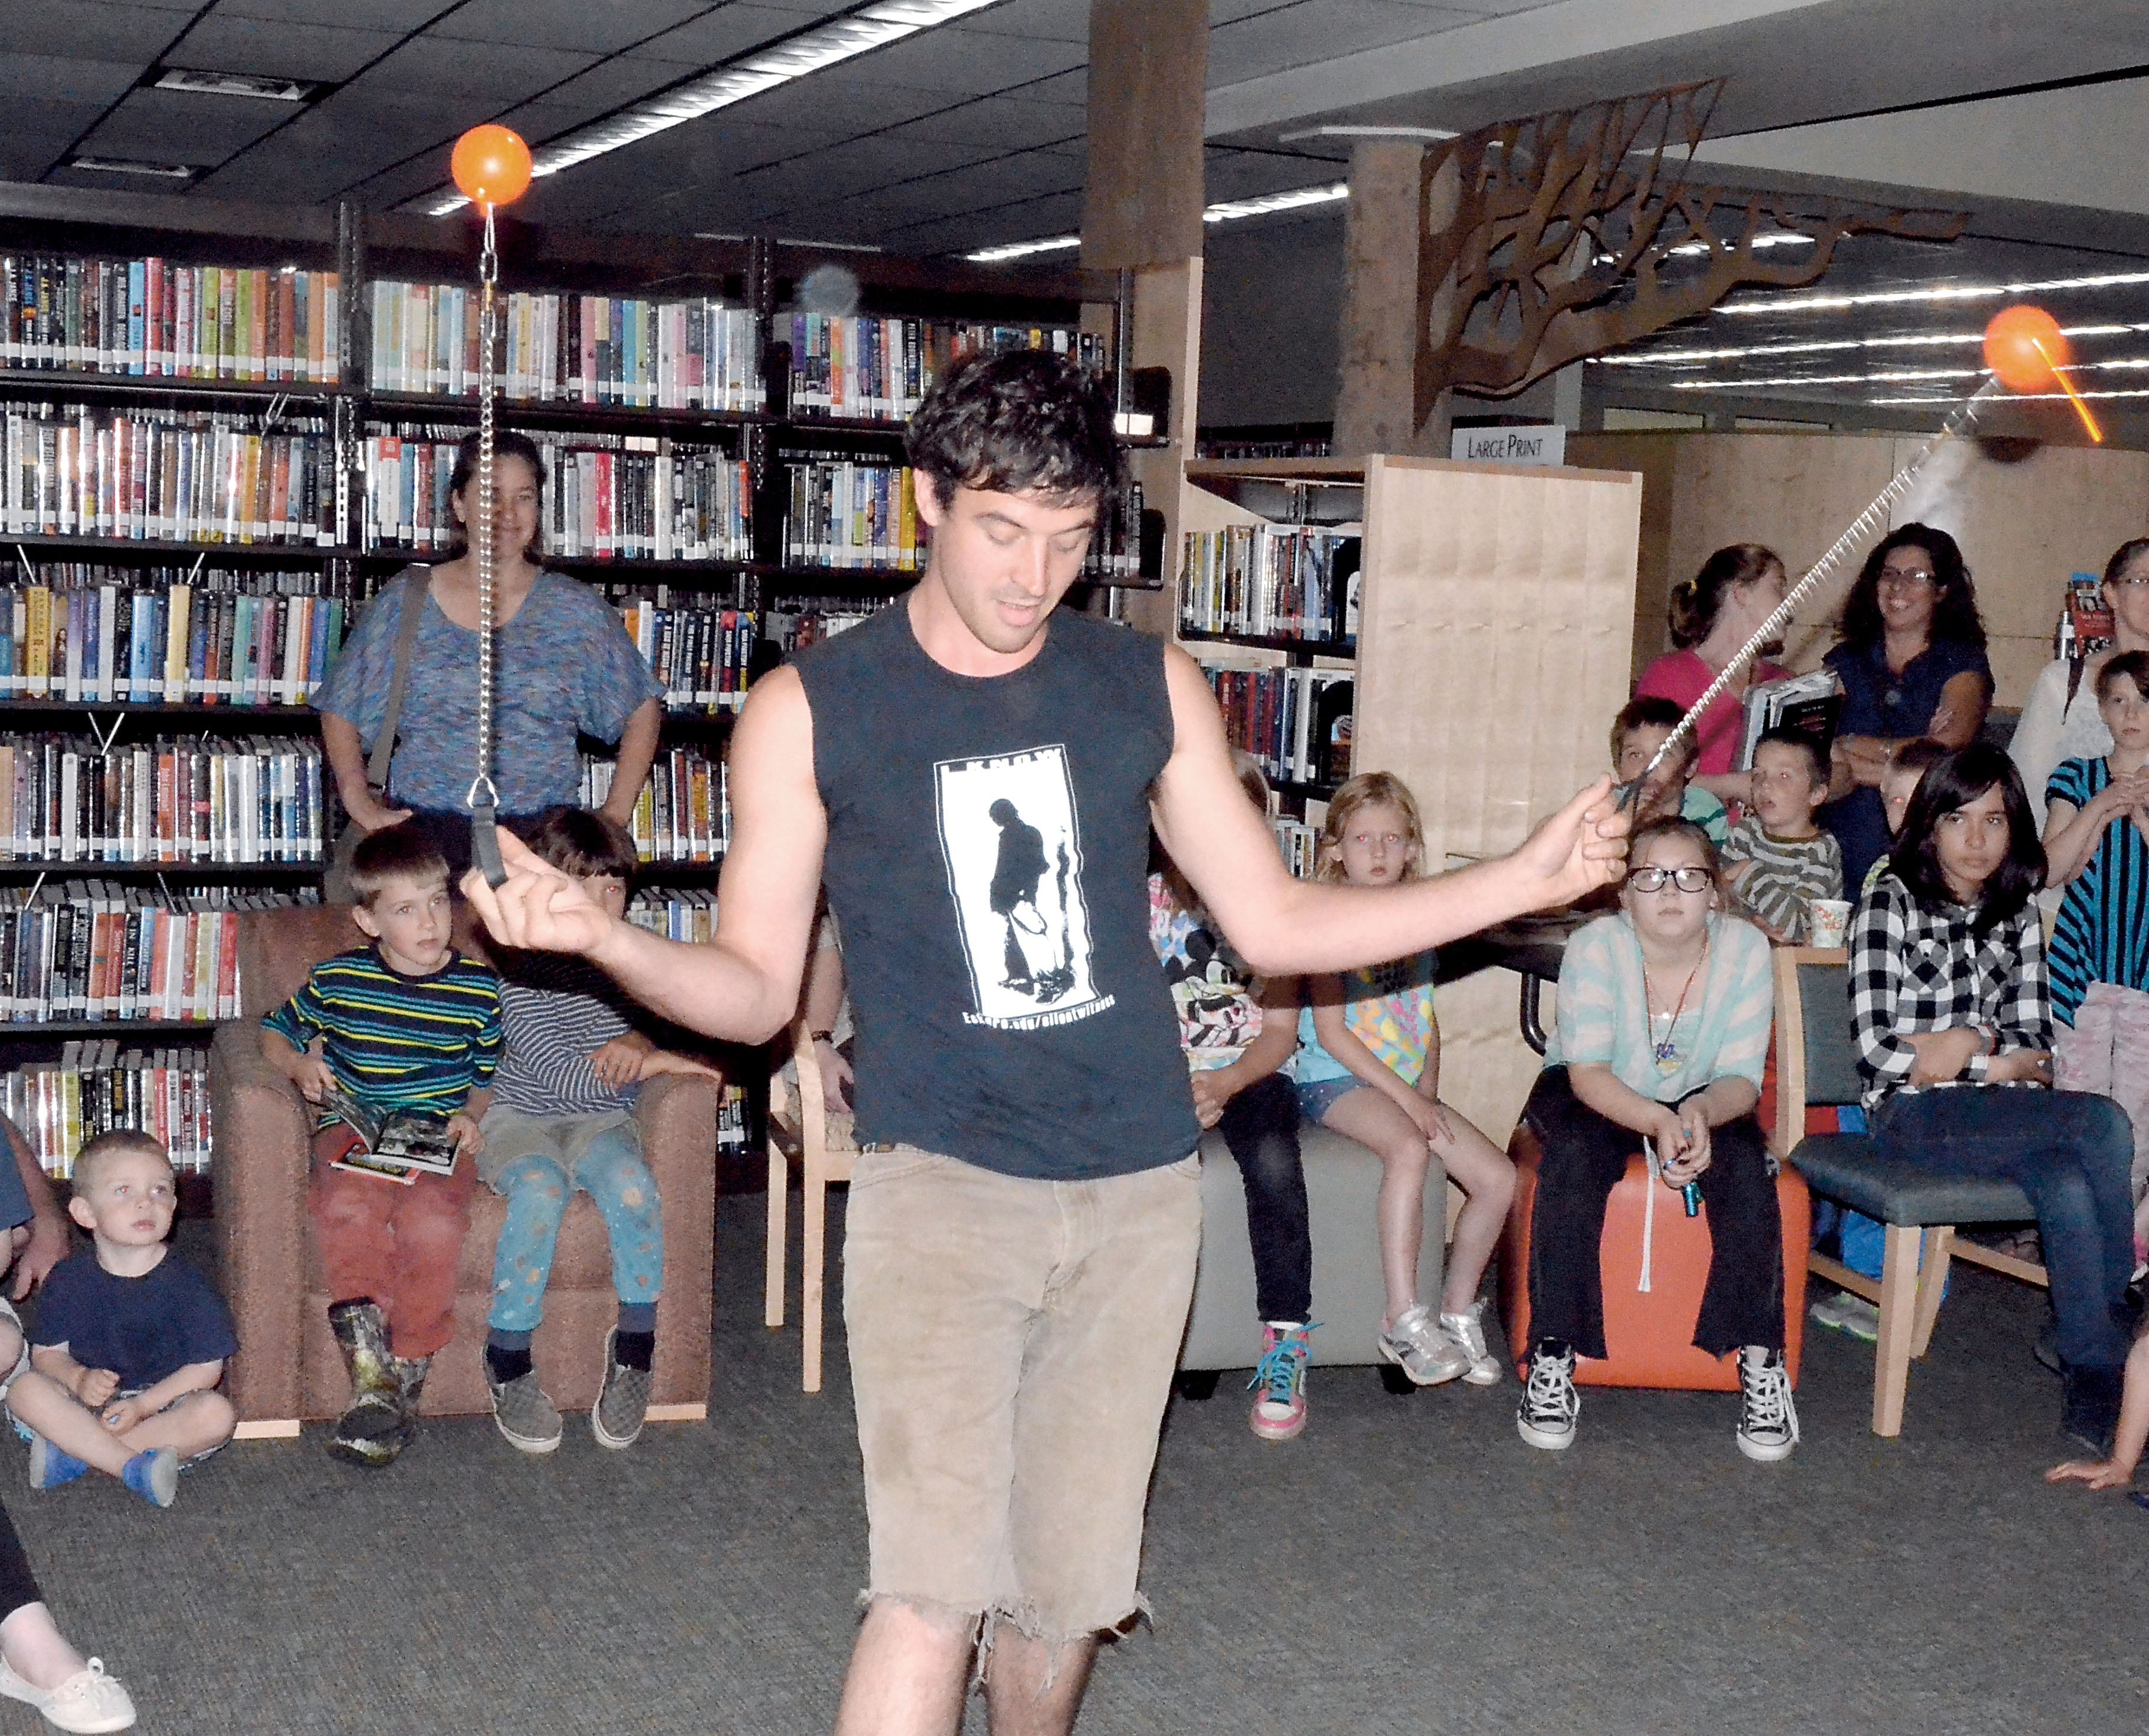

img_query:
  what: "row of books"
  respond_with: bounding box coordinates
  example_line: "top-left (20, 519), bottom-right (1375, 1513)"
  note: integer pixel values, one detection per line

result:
top-left (764, 602), bottom-right (890, 655)
top-left (6, 1044), bottom-right (213, 1180)
top-left (1, 402), bottom-right (339, 547)
top-left (1178, 527), bottom-right (1362, 642)
top-left (3, 256), bottom-right (342, 384)
top-left (0, 737), bottom-right (329, 866)
top-left (0, 885), bottom-right (318, 1025)
top-left (0, 570), bottom-right (367, 705)
top-left (781, 316), bottom-right (1107, 423)
top-left (1273, 817), bottom-right (1320, 880)
top-left (625, 886), bottom-right (720, 943)
top-left (362, 429), bottom-right (755, 563)
top-left (613, 598), bottom-right (760, 715)
top-left (783, 460), bottom-right (921, 571)
top-left (579, 748), bottom-right (727, 864)
top-left (368, 283), bottom-right (763, 411)
top-left (1204, 664), bottom-right (1356, 790)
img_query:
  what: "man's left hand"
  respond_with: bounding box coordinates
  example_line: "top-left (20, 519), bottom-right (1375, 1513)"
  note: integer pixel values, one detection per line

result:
top-left (10, 1212), bottom-right (68, 1301)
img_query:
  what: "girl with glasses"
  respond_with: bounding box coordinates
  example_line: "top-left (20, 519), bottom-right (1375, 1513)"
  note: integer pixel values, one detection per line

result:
top-left (1850, 745), bottom-right (2135, 1456)
top-left (1517, 818), bottom-right (1791, 1459)
top-left (1823, 524), bottom-right (1993, 892)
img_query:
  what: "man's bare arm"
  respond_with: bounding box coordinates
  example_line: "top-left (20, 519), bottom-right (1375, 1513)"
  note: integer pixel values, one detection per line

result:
top-left (464, 669), bottom-right (828, 1044)
top-left (1150, 647), bottom-right (1627, 976)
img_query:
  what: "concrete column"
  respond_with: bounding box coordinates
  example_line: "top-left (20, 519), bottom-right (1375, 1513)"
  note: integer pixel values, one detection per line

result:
top-left (1082, 0), bottom-right (1206, 269)
top-left (1333, 139), bottom-right (1439, 459)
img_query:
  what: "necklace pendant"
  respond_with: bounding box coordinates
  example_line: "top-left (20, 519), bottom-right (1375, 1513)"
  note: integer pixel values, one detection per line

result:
top-left (1654, 1039), bottom-right (1680, 1074)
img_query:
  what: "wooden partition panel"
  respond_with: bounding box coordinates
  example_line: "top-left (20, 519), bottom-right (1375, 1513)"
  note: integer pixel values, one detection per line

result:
top-left (1354, 455), bottom-right (1642, 1144)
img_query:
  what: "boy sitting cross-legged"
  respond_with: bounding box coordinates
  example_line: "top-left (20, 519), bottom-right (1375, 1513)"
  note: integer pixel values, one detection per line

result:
top-left (480, 809), bottom-right (717, 1454)
top-left (7, 1133), bottom-right (236, 1510)
top-left (262, 822), bottom-right (503, 1468)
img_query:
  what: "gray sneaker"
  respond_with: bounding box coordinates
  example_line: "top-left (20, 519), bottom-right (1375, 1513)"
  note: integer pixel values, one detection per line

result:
top-left (1736, 1346), bottom-right (1801, 1462)
top-left (1439, 1300), bottom-right (1504, 1387)
top-left (592, 1328), bottom-right (652, 1450)
top-left (487, 1367), bottom-right (563, 1455)
top-left (1378, 1302), bottom-right (1471, 1387)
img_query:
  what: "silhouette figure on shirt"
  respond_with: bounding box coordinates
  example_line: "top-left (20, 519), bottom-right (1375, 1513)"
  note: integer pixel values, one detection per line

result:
top-left (988, 798), bottom-right (1074, 1003)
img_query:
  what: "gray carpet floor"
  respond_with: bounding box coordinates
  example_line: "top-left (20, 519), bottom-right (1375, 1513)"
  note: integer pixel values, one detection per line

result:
top-left (4, 1190), bottom-right (2143, 1736)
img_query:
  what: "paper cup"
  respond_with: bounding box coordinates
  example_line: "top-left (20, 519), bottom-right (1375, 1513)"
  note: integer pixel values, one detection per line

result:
top-left (1808, 899), bottom-right (1852, 949)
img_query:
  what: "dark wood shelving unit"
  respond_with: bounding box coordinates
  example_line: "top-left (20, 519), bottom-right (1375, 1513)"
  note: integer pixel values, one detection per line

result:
top-left (0, 699), bottom-right (315, 720)
top-left (1176, 627), bottom-right (1357, 660)
top-left (0, 860), bottom-right (320, 882)
top-left (0, 368), bottom-right (340, 405)
top-left (7, 532), bottom-right (341, 563)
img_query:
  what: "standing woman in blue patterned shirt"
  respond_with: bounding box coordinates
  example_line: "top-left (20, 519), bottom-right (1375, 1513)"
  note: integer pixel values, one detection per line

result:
top-left (1849, 744), bottom-right (2135, 1454)
top-left (315, 430), bottom-right (664, 880)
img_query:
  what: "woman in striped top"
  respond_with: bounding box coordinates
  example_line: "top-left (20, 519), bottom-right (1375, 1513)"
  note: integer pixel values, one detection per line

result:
top-left (2041, 649), bottom-right (2149, 1272)
top-left (1850, 745), bottom-right (2135, 1454)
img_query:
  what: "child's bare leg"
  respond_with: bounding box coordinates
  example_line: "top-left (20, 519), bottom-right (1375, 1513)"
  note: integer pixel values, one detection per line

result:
top-left (0, 1322), bottom-right (22, 1379)
top-left (114, 1391), bottom-right (235, 1461)
top-left (4, 1373), bottom-right (134, 1477)
top-left (1428, 1106), bottom-right (1517, 1315)
top-left (1322, 1088), bottom-right (1433, 1324)
top-left (0, 1603), bottom-right (85, 1694)
top-left (2048, 1331), bottom-right (2149, 1488)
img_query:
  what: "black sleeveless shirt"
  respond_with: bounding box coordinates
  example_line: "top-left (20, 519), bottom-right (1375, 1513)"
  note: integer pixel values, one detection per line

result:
top-left (794, 603), bottom-right (1199, 1180)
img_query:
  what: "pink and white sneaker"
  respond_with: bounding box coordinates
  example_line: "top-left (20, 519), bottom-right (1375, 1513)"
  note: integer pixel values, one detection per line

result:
top-left (1247, 1322), bottom-right (1316, 1441)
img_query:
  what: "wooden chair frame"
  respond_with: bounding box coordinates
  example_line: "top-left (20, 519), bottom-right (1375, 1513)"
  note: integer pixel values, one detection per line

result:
top-left (1775, 945), bottom-right (2048, 1436)
top-left (763, 1015), bottom-right (856, 1393)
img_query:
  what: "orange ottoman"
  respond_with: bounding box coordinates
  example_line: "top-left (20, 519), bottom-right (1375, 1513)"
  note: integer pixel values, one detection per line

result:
top-left (1499, 1123), bottom-right (1811, 1390)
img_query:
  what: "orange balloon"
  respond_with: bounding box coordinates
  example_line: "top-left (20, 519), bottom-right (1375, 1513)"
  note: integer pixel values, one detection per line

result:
top-left (1984, 305), bottom-right (2068, 394)
top-left (451, 125), bottom-right (532, 209)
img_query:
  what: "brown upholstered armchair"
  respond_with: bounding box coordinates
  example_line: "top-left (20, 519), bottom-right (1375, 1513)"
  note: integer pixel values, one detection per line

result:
top-left (211, 904), bottom-right (717, 1431)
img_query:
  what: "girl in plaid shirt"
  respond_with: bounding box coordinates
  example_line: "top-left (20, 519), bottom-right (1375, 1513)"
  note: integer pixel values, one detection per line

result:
top-left (1850, 745), bottom-right (2135, 1454)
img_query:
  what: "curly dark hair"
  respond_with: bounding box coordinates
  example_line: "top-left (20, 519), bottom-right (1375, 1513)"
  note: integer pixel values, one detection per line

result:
top-left (1839, 523), bottom-right (1986, 652)
top-left (1887, 744), bottom-right (2042, 932)
top-left (447, 428), bottom-right (548, 560)
top-left (1667, 543), bottom-right (1783, 650)
top-left (905, 348), bottom-right (1123, 509)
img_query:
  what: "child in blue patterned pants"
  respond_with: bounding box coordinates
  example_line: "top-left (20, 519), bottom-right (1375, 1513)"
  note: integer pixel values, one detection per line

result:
top-left (479, 809), bottom-right (717, 1455)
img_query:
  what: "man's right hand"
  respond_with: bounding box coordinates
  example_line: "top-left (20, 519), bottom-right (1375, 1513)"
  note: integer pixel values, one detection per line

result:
top-left (1509, 775), bottom-right (1632, 909)
top-left (462, 831), bottom-right (617, 956)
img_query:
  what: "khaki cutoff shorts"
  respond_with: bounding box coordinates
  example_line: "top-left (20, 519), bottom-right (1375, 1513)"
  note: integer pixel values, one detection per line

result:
top-left (842, 1143), bottom-right (1203, 1642)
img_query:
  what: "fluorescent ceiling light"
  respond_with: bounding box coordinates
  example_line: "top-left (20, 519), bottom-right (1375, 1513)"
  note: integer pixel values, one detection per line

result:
top-left (1595, 322), bottom-right (2133, 367)
top-left (420, 0), bottom-right (1003, 216)
top-left (967, 180), bottom-right (1352, 262)
top-left (1874, 386), bottom-right (2149, 406)
top-left (69, 157), bottom-right (194, 179)
top-left (1669, 368), bottom-right (1981, 390)
top-left (1720, 268), bottom-right (2149, 315)
top-left (154, 67), bottom-right (315, 102)
top-left (1276, 124), bottom-right (1459, 143)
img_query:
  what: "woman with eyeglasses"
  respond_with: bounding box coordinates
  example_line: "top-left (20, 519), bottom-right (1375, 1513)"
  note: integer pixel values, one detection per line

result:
top-left (2010, 537), bottom-right (2149, 832)
top-left (1516, 817), bottom-right (1791, 1461)
top-left (1849, 745), bottom-right (2134, 1456)
top-left (1822, 524), bottom-right (1993, 891)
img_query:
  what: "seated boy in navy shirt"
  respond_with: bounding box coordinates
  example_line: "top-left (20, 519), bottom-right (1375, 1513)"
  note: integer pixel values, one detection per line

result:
top-left (6, 1132), bottom-right (236, 1509)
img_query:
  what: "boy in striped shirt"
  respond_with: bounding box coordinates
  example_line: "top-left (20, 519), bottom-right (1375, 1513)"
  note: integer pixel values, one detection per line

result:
top-left (478, 808), bottom-right (716, 1456)
top-left (262, 823), bottom-right (503, 1468)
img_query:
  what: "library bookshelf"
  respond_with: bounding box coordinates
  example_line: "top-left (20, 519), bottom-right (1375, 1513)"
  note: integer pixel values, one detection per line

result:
top-left (1177, 454), bottom-right (1643, 1150)
top-left (0, 180), bottom-right (1169, 1179)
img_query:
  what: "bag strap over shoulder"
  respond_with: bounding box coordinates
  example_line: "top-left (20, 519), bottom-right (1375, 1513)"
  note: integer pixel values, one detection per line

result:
top-left (367, 567), bottom-right (431, 789)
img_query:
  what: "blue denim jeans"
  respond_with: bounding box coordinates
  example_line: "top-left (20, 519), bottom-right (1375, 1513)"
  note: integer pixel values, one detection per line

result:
top-left (480, 1108), bottom-right (663, 1334)
top-left (1871, 1086), bottom-right (2135, 1370)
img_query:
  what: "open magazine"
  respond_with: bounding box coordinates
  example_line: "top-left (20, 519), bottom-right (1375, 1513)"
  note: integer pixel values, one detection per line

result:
top-left (321, 1084), bottom-right (459, 1184)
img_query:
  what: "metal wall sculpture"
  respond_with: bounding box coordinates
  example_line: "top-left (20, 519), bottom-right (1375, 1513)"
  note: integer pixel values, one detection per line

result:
top-left (1415, 80), bottom-right (1965, 424)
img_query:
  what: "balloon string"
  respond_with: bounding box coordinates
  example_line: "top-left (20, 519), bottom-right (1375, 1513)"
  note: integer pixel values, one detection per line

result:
top-left (2032, 337), bottom-right (2104, 444)
top-left (469, 206), bottom-right (500, 820)
top-left (1621, 374), bottom-right (2003, 807)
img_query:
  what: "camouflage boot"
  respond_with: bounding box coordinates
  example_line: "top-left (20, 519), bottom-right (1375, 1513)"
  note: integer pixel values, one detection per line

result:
top-left (326, 1300), bottom-right (411, 1468)
top-left (391, 1353), bottom-right (431, 1428)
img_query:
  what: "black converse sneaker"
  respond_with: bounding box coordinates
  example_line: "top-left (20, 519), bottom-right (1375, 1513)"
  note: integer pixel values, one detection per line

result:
top-left (1517, 1342), bottom-right (1579, 1450)
top-left (1736, 1346), bottom-right (1800, 1462)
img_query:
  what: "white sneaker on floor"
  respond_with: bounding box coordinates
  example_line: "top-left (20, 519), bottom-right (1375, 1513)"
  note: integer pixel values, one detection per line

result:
top-left (1439, 1300), bottom-right (1504, 1387)
top-left (0, 1657), bottom-right (137, 1733)
top-left (1378, 1302), bottom-right (1471, 1386)
top-left (1516, 1344), bottom-right (1579, 1450)
top-left (1736, 1345), bottom-right (1801, 1463)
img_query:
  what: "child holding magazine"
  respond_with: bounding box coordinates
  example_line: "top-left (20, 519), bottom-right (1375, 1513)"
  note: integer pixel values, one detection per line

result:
top-left (1291, 773), bottom-right (1515, 1388)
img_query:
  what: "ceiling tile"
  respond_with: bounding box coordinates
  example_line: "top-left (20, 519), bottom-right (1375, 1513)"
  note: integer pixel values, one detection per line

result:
top-left (736, 75), bottom-right (965, 134)
top-left (431, 0), bottom-right (714, 55)
top-left (1, 2), bottom-right (190, 60)
top-left (77, 87), bottom-right (298, 166)
top-left (493, 59), bottom-right (714, 141)
top-left (1206, 0), bottom-right (1479, 85)
top-left (364, 35), bottom-right (600, 103)
top-left (0, 53), bottom-right (143, 106)
top-left (213, 0), bottom-right (456, 26)
top-left (622, 5), bottom-right (823, 65)
top-left (869, 94), bottom-right (1084, 153)
top-left (163, 15), bottom-right (404, 83)
top-left (1006, 67), bottom-right (1084, 107)
top-left (958, 0), bottom-right (1090, 44)
top-left (0, 101), bottom-right (111, 179)
top-left (845, 28), bottom-right (1086, 96)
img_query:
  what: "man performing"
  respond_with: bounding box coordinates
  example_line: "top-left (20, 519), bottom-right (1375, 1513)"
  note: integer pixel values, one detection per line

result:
top-left (464, 349), bottom-right (1629, 1736)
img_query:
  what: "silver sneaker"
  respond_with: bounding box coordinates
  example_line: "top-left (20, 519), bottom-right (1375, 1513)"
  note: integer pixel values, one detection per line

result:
top-left (486, 1366), bottom-right (563, 1455)
top-left (1517, 1344), bottom-right (1579, 1450)
top-left (1439, 1300), bottom-right (1504, 1387)
top-left (1378, 1302), bottom-right (1471, 1387)
top-left (1736, 1346), bottom-right (1800, 1462)
top-left (592, 1328), bottom-right (652, 1450)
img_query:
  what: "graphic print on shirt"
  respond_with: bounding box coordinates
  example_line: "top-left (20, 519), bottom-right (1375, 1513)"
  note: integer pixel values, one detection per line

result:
top-left (935, 745), bottom-right (1112, 1031)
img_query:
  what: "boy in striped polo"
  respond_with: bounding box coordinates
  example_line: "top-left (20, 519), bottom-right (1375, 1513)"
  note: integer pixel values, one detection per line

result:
top-left (477, 809), bottom-right (716, 1456)
top-left (262, 823), bottom-right (503, 1467)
